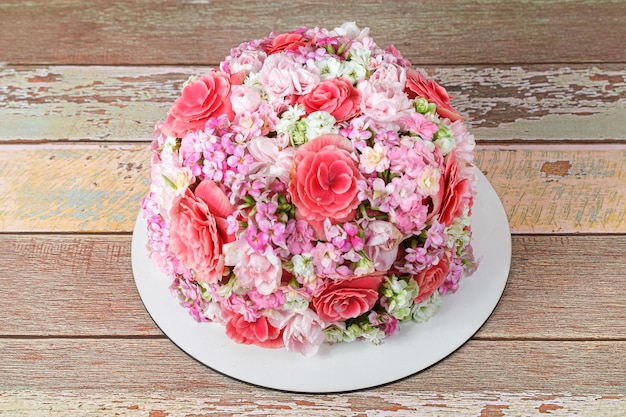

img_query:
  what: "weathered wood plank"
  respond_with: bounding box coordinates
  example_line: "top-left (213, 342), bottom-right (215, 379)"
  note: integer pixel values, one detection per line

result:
top-left (0, 235), bottom-right (155, 336)
top-left (0, 390), bottom-right (624, 417)
top-left (475, 145), bottom-right (626, 233)
top-left (1, 235), bottom-right (624, 340)
top-left (0, 144), bottom-right (148, 233)
top-left (1, 144), bottom-right (625, 233)
top-left (1, 1), bottom-right (625, 65)
top-left (0, 339), bottom-right (624, 394)
top-left (1, 65), bottom-right (624, 142)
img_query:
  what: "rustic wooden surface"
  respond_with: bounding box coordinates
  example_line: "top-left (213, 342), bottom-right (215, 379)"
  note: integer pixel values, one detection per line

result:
top-left (1, 1), bottom-right (625, 415)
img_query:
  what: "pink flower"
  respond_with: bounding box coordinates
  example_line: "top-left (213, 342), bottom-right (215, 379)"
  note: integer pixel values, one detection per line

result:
top-left (363, 221), bottom-right (403, 272)
top-left (169, 180), bottom-right (236, 283)
top-left (282, 309), bottom-right (326, 356)
top-left (400, 113), bottom-right (439, 141)
top-left (297, 77), bottom-right (361, 122)
top-left (289, 134), bottom-right (363, 237)
top-left (413, 256), bottom-right (450, 303)
top-left (258, 54), bottom-right (320, 98)
top-left (234, 247), bottom-right (283, 295)
top-left (313, 274), bottom-right (384, 322)
top-left (162, 71), bottom-right (236, 138)
top-left (230, 85), bottom-right (261, 115)
top-left (225, 313), bottom-right (284, 348)
top-left (359, 143), bottom-right (389, 174)
top-left (405, 69), bottom-right (463, 122)
top-left (433, 151), bottom-right (473, 226)
top-left (358, 78), bottom-right (413, 124)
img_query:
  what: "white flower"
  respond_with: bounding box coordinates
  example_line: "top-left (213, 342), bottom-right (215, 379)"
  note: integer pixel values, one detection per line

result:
top-left (434, 135), bottom-right (456, 155)
top-left (411, 291), bottom-right (442, 322)
top-left (416, 165), bottom-right (442, 197)
top-left (275, 104), bottom-right (306, 135)
top-left (316, 57), bottom-right (342, 80)
top-left (331, 22), bottom-right (369, 41)
top-left (304, 111), bottom-right (338, 140)
top-left (292, 253), bottom-right (315, 279)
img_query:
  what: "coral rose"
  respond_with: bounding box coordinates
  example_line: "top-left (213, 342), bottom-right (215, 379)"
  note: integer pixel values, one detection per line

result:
top-left (414, 256), bottom-right (450, 304)
top-left (289, 134), bottom-right (363, 237)
top-left (169, 180), bottom-right (235, 283)
top-left (162, 71), bottom-right (235, 138)
top-left (405, 68), bottom-right (463, 122)
top-left (296, 77), bottom-right (361, 122)
top-left (434, 151), bottom-right (473, 226)
top-left (313, 274), bottom-right (384, 322)
top-left (264, 32), bottom-right (308, 55)
top-left (225, 313), bottom-right (284, 348)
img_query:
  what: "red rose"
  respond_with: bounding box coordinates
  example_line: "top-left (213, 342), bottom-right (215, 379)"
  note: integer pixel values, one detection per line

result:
top-left (437, 151), bottom-right (473, 226)
top-left (405, 68), bottom-right (463, 122)
top-left (289, 134), bottom-right (363, 237)
top-left (168, 180), bottom-right (235, 283)
top-left (313, 274), bottom-right (384, 322)
top-left (264, 32), bottom-right (308, 55)
top-left (296, 77), bottom-right (361, 122)
top-left (414, 256), bottom-right (450, 304)
top-left (225, 313), bottom-right (284, 348)
top-left (162, 71), bottom-right (235, 138)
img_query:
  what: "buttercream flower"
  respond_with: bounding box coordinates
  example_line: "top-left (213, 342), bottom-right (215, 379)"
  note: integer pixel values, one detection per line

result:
top-left (405, 68), bottom-right (463, 122)
top-left (162, 71), bottom-right (236, 138)
top-left (413, 255), bottom-right (450, 303)
top-left (434, 151), bottom-right (473, 226)
top-left (297, 77), bottom-right (361, 122)
top-left (363, 221), bottom-right (403, 272)
top-left (234, 247), bottom-right (283, 295)
top-left (169, 180), bottom-right (236, 283)
top-left (264, 32), bottom-right (309, 55)
top-left (257, 54), bottom-right (320, 98)
top-left (225, 313), bottom-right (284, 348)
top-left (143, 23), bottom-right (480, 354)
top-left (313, 273), bottom-right (384, 322)
top-left (358, 78), bottom-right (413, 124)
top-left (282, 309), bottom-right (326, 356)
top-left (289, 134), bottom-right (363, 237)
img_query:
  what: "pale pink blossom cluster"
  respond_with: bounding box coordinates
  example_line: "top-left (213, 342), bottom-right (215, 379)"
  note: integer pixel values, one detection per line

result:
top-left (143, 23), bottom-right (478, 356)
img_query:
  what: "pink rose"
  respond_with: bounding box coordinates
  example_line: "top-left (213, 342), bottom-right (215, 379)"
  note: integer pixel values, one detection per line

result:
top-left (405, 68), bottom-right (463, 122)
top-left (313, 274), bottom-right (384, 322)
top-left (234, 248), bottom-right (282, 295)
top-left (363, 220), bottom-right (403, 272)
top-left (289, 134), bottom-right (363, 237)
top-left (264, 32), bottom-right (308, 55)
top-left (162, 71), bottom-right (235, 138)
top-left (282, 309), bottom-right (326, 356)
top-left (168, 180), bottom-right (235, 283)
top-left (296, 77), bottom-right (361, 122)
top-left (225, 313), bottom-right (284, 348)
top-left (413, 256), bottom-right (450, 303)
top-left (435, 151), bottom-right (473, 226)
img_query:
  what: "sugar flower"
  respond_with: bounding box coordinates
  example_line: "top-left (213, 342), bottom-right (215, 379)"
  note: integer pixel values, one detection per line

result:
top-left (142, 23), bottom-right (478, 355)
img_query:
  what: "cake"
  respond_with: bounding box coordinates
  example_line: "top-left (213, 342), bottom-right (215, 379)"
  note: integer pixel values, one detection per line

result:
top-left (142, 22), bottom-right (478, 356)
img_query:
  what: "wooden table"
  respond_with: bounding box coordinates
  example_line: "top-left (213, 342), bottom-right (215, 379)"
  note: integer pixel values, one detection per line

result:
top-left (1, 1), bottom-right (625, 415)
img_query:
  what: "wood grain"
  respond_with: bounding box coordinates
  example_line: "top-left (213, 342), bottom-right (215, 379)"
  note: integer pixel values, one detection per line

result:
top-left (1, 1), bottom-right (625, 65)
top-left (1, 235), bottom-right (624, 340)
top-left (2, 144), bottom-right (625, 233)
top-left (0, 390), bottom-right (624, 417)
top-left (1, 65), bottom-right (624, 142)
top-left (0, 339), bottom-right (624, 394)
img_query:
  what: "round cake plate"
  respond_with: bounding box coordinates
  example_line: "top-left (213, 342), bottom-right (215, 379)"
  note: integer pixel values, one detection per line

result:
top-left (132, 168), bottom-right (511, 393)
